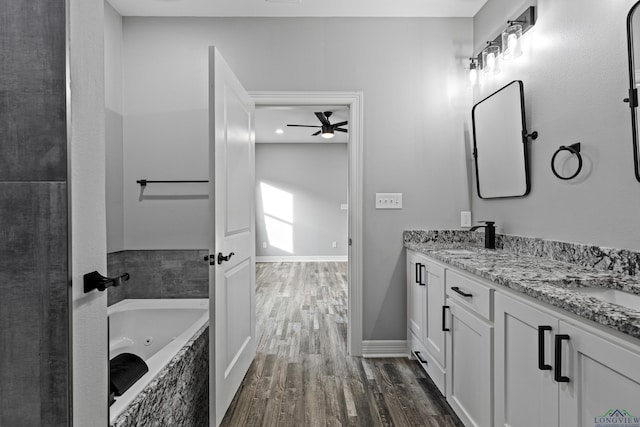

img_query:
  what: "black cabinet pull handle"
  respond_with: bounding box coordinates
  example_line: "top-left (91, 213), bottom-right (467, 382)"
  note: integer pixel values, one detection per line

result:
top-left (554, 334), bottom-right (571, 383)
top-left (451, 286), bottom-right (473, 297)
top-left (442, 305), bottom-right (450, 332)
top-left (414, 351), bottom-right (428, 365)
top-left (415, 263), bottom-right (421, 284)
top-left (538, 325), bottom-right (552, 371)
top-left (419, 263), bottom-right (426, 286)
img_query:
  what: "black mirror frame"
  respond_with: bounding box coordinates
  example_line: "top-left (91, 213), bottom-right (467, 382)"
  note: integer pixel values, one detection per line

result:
top-left (626, 0), bottom-right (640, 183)
top-left (471, 80), bottom-right (532, 199)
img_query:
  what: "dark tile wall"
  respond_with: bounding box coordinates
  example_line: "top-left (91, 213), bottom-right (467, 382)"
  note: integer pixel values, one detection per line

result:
top-left (0, 0), bottom-right (67, 182)
top-left (107, 251), bottom-right (128, 306)
top-left (107, 250), bottom-right (209, 306)
top-left (0, 0), bottom-right (69, 425)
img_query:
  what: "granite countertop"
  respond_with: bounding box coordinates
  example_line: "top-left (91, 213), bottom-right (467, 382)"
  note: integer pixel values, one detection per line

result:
top-left (405, 240), bottom-right (640, 340)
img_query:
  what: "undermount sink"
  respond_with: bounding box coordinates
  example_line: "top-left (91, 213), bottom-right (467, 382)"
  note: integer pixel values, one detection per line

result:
top-left (567, 287), bottom-right (640, 311)
top-left (442, 249), bottom-right (476, 255)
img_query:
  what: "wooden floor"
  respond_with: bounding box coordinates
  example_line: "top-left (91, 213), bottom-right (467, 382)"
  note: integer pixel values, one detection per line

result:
top-left (220, 262), bottom-right (463, 427)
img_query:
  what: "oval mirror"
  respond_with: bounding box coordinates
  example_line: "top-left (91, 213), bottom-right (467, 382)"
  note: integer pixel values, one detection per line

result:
top-left (626, 1), bottom-right (640, 182)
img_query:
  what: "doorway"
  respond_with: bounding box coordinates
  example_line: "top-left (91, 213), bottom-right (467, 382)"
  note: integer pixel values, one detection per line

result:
top-left (250, 92), bottom-right (363, 356)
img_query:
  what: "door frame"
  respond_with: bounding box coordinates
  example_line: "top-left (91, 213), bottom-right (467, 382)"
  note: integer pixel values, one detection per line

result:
top-left (249, 91), bottom-right (363, 356)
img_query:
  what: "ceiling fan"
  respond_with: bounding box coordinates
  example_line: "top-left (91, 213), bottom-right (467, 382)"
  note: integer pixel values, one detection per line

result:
top-left (286, 111), bottom-right (348, 139)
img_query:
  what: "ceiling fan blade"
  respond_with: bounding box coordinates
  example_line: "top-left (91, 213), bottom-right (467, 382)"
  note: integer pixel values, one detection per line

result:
top-left (334, 128), bottom-right (348, 133)
top-left (331, 121), bottom-right (348, 127)
top-left (315, 112), bottom-right (331, 127)
top-left (311, 130), bottom-right (322, 136)
top-left (287, 124), bottom-right (322, 128)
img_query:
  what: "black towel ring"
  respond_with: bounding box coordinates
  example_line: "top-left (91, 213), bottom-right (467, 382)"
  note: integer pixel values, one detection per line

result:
top-left (551, 143), bottom-right (582, 180)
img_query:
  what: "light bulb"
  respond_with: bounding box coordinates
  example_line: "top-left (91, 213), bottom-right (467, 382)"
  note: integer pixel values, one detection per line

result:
top-left (321, 132), bottom-right (335, 139)
top-left (487, 53), bottom-right (496, 70)
top-left (508, 34), bottom-right (518, 52)
top-left (469, 67), bottom-right (478, 84)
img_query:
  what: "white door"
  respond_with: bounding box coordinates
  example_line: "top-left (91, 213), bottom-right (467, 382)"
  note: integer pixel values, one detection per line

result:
top-left (209, 47), bottom-right (257, 426)
top-left (423, 259), bottom-right (446, 367)
top-left (558, 321), bottom-right (640, 427)
top-left (407, 252), bottom-right (426, 341)
top-left (446, 301), bottom-right (493, 427)
top-left (494, 293), bottom-right (558, 427)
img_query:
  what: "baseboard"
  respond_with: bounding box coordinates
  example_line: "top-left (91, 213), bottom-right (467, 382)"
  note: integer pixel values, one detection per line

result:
top-left (256, 256), bottom-right (348, 263)
top-left (361, 340), bottom-right (409, 358)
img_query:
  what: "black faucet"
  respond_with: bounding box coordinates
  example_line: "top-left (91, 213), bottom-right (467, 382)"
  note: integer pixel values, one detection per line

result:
top-left (469, 221), bottom-right (496, 249)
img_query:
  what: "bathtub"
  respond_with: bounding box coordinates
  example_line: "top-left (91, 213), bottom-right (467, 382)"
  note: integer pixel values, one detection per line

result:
top-left (108, 299), bottom-right (209, 425)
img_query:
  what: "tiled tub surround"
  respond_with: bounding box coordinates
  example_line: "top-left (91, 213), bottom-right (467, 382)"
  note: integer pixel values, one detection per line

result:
top-left (111, 323), bottom-right (209, 427)
top-left (107, 250), bottom-right (209, 306)
top-left (404, 230), bottom-right (640, 339)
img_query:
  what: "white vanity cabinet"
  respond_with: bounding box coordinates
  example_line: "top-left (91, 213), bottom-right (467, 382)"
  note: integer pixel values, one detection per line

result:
top-left (407, 247), bottom-right (640, 427)
top-left (495, 291), bottom-right (640, 427)
top-left (406, 250), bottom-right (447, 394)
top-left (444, 270), bottom-right (493, 427)
top-left (494, 292), bottom-right (559, 427)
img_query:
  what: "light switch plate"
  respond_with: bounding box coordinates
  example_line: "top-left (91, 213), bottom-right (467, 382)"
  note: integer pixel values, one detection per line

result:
top-left (375, 193), bottom-right (403, 209)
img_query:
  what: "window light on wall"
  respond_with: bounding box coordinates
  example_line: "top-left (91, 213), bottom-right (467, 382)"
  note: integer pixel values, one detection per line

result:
top-left (469, 5), bottom-right (536, 83)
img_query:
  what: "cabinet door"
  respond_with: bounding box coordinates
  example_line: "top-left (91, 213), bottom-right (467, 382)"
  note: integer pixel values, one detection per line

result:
top-left (558, 321), bottom-right (640, 426)
top-left (494, 293), bottom-right (558, 427)
top-left (407, 252), bottom-right (426, 342)
top-left (424, 259), bottom-right (446, 367)
top-left (446, 301), bottom-right (492, 427)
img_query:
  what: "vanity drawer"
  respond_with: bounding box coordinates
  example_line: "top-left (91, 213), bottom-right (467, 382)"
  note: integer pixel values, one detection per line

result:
top-left (446, 269), bottom-right (493, 321)
top-left (409, 330), bottom-right (446, 395)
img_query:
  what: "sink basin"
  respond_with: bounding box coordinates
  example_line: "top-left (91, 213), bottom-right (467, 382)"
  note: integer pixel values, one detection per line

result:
top-left (567, 287), bottom-right (640, 311)
top-left (442, 249), bottom-right (476, 255)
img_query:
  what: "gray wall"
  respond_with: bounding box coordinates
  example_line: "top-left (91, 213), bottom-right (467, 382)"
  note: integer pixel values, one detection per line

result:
top-left (255, 143), bottom-right (348, 259)
top-left (470, 0), bottom-right (640, 250)
top-left (0, 0), bottom-right (69, 425)
top-left (121, 17), bottom-right (473, 341)
top-left (105, 2), bottom-right (125, 252)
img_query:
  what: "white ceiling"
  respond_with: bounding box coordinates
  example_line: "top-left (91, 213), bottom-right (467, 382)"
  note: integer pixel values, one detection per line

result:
top-left (108, 0), bottom-right (487, 18)
top-left (255, 107), bottom-right (349, 143)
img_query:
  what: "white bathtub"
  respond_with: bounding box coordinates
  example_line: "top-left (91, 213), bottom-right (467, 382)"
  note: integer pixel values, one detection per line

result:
top-left (108, 299), bottom-right (209, 424)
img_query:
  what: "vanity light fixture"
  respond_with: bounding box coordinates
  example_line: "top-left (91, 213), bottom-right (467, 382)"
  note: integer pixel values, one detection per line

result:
top-left (482, 42), bottom-right (501, 74)
top-left (473, 6), bottom-right (536, 73)
top-left (469, 58), bottom-right (478, 84)
top-left (502, 22), bottom-right (523, 60)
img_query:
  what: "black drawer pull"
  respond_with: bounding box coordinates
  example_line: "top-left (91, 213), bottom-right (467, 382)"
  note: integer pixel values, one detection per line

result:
top-left (414, 351), bottom-right (428, 365)
top-left (442, 305), bottom-right (450, 332)
top-left (554, 334), bottom-right (571, 383)
top-left (451, 286), bottom-right (473, 297)
top-left (538, 325), bottom-right (552, 371)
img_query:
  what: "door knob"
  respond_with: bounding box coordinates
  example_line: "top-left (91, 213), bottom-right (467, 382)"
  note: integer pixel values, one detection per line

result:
top-left (217, 252), bottom-right (235, 264)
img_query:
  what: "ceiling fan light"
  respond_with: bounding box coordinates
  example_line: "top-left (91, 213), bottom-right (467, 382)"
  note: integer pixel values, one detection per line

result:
top-left (321, 131), bottom-right (335, 139)
top-left (321, 125), bottom-right (334, 139)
